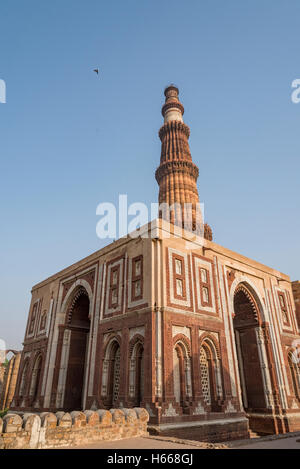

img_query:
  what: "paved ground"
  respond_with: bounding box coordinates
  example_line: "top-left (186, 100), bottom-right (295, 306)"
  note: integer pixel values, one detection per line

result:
top-left (233, 436), bottom-right (300, 449)
top-left (64, 436), bottom-right (202, 449)
top-left (62, 433), bottom-right (300, 450)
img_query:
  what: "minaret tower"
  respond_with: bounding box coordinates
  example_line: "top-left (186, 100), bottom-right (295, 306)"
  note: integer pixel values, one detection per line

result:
top-left (155, 85), bottom-right (212, 240)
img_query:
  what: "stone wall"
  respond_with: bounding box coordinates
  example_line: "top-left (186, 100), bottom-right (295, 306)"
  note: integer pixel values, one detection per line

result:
top-left (153, 419), bottom-right (249, 443)
top-left (0, 407), bottom-right (149, 449)
top-left (0, 353), bottom-right (21, 410)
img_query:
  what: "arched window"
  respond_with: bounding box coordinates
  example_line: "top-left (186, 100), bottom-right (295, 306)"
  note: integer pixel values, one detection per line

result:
top-left (288, 351), bottom-right (300, 401)
top-left (19, 359), bottom-right (29, 397)
top-left (129, 340), bottom-right (144, 406)
top-left (173, 340), bottom-right (192, 406)
top-left (199, 338), bottom-right (223, 411)
top-left (29, 354), bottom-right (42, 402)
top-left (101, 338), bottom-right (121, 408)
top-left (39, 310), bottom-right (47, 331)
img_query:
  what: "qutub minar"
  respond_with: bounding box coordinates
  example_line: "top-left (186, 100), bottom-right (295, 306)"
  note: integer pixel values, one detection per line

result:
top-left (10, 85), bottom-right (300, 441)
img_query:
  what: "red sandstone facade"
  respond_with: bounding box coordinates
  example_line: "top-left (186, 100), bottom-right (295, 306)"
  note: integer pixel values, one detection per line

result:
top-left (11, 87), bottom-right (300, 441)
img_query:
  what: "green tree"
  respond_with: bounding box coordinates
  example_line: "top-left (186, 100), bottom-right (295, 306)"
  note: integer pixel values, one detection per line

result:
top-left (0, 408), bottom-right (9, 419)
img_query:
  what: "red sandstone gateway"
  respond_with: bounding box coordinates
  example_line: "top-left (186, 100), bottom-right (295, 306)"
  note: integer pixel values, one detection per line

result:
top-left (9, 86), bottom-right (300, 442)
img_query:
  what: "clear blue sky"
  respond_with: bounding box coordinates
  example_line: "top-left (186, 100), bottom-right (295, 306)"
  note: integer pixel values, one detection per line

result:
top-left (1, 0), bottom-right (299, 349)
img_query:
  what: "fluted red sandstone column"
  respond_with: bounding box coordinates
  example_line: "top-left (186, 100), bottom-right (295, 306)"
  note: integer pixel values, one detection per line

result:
top-left (155, 85), bottom-right (212, 240)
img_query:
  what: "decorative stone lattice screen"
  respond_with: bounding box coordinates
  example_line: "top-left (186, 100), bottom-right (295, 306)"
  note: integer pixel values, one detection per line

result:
top-left (200, 347), bottom-right (211, 405)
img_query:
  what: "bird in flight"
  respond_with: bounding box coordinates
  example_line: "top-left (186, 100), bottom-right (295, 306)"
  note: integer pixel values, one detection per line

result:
top-left (94, 69), bottom-right (99, 75)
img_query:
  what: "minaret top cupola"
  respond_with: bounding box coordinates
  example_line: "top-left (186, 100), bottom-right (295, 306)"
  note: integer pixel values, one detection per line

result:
top-left (162, 85), bottom-right (184, 123)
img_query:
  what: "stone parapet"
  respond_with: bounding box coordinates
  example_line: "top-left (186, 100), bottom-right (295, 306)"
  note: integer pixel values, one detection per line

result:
top-left (0, 407), bottom-right (149, 449)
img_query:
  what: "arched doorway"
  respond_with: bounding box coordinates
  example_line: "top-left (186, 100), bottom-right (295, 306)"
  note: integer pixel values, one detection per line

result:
top-left (233, 285), bottom-right (266, 410)
top-left (63, 288), bottom-right (90, 410)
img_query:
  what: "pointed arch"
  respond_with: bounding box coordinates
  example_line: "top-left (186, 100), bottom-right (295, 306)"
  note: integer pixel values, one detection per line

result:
top-left (61, 279), bottom-right (93, 323)
top-left (173, 334), bottom-right (191, 357)
top-left (229, 276), bottom-right (267, 325)
top-left (234, 284), bottom-right (260, 326)
top-left (199, 333), bottom-right (221, 359)
top-left (129, 334), bottom-right (144, 357)
top-left (66, 287), bottom-right (90, 325)
top-left (103, 334), bottom-right (121, 359)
